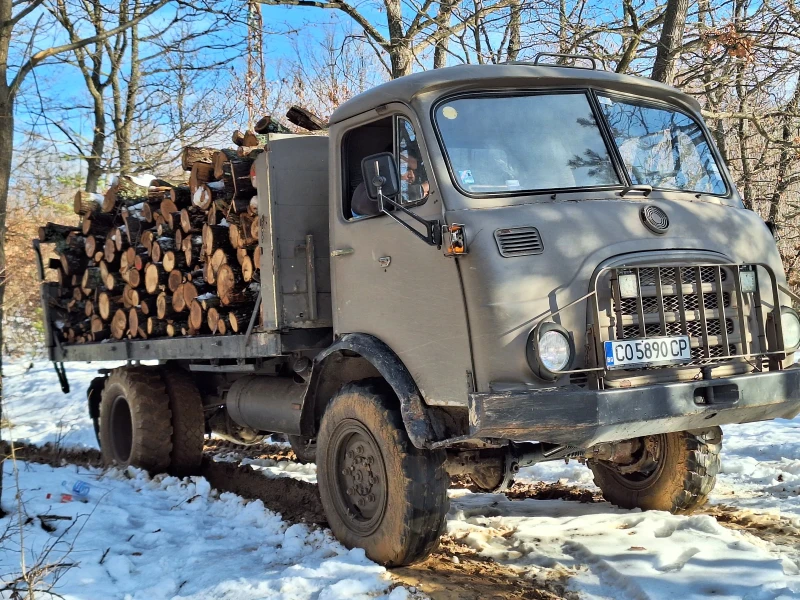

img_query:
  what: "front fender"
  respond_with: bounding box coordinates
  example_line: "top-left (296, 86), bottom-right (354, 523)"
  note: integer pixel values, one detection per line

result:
top-left (301, 333), bottom-right (438, 448)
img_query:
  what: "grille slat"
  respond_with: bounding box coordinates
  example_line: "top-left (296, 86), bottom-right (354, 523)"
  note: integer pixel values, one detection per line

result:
top-left (494, 227), bottom-right (543, 257)
top-left (607, 264), bottom-right (749, 370)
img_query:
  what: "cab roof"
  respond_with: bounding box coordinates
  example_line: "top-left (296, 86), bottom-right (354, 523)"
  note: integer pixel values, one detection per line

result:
top-left (328, 63), bottom-right (702, 125)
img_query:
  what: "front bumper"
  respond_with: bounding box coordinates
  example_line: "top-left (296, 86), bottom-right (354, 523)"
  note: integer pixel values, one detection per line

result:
top-left (469, 367), bottom-right (800, 448)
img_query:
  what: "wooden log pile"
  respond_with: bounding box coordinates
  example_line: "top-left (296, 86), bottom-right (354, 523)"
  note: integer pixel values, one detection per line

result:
top-left (39, 144), bottom-right (265, 344)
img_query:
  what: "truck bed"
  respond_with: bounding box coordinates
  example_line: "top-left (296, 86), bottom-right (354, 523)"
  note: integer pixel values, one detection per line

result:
top-left (50, 331), bottom-right (282, 363)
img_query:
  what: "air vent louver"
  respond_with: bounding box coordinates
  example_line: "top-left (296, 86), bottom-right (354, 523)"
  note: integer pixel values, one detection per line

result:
top-left (494, 227), bottom-right (543, 257)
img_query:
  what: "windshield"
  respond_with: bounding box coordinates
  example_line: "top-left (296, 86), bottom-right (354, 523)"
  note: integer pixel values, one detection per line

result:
top-left (597, 95), bottom-right (726, 195)
top-left (434, 92), bottom-right (727, 196)
top-left (434, 93), bottom-right (620, 193)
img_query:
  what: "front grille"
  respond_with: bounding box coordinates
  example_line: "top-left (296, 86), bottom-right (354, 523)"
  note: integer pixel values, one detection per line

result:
top-left (605, 265), bottom-right (752, 367)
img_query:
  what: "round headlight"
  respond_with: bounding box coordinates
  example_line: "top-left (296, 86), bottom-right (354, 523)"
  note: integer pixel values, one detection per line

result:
top-left (527, 322), bottom-right (575, 381)
top-left (781, 307), bottom-right (800, 351)
top-left (539, 330), bottom-right (571, 371)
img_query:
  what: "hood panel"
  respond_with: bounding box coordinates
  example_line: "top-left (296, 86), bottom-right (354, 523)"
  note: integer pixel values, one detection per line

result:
top-left (451, 198), bottom-right (785, 391)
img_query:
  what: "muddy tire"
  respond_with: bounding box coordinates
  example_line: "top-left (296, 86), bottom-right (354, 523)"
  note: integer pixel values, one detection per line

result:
top-left (161, 368), bottom-right (205, 475)
top-left (317, 379), bottom-right (449, 566)
top-left (589, 427), bottom-right (722, 514)
top-left (87, 376), bottom-right (106, 446)
top-left (99, 367), bottom-right (173, 473)
top-left (288, 435), bottom-right (317, 464)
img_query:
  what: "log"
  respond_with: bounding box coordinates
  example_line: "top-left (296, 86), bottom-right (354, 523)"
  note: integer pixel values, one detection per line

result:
top-left (140, 295), bottom-right (158, 316)
top-left (172, 284), bottom-right (187, 312)
top-left (82, 213), bottom-right (118, 236)
top-left (210, 248), bottom-right (230, 275)
top-left (73, 191), bottom-right (103, 216)
top-left (207, 306), bottom-right (221, 333)
top-left (202, 224), bottom-right (230, 255)
top-left (285, 105), bottom-right (326, 132)
top-left (180, 207), bottom-right (206, 233)
top-left (144, 262), bottom-right (168, 294)
top-left (212, 149), bottom-right (240, 179)
top-left (39, 223), bottom-right (80, 244)
top-left (84, 300), bottom-right (94, 318)
top-left (182, 281), bottom-right (203, 308)
top-left (199, 294), bottom-right (221, 311)
top-left (156, 292), bottom-right (175, 319)
top-left (141, 230), bottom-right (155, 253)
top-left (216, 264), bottom-right (244, 305)
top-left (166, 320), bottom-right (188, 337)
top-left (171, 185), bottom-right (191, 207)
top-left (162, 249), bottom-right (186, 273)
top-left (85, 235), bottom-right (104, 258)
top-left (102, 175), bottom-right (150, 212)
top-left (189, 162), bottom-right (215, 196)
top-left (221, 157), bottom-right (255, 201)
top-left (98, 292), bottom-right (122, 321)
top-left (183, 235), bottom-right (203, 267)
top-left (151, 237), bottom-right (174, 263)
top-left (227, 307), bottom-right (255, 333)
top-left (111, 309), bottom-right (128, 340)
top-left (181, 146), bottom-right (216, 171)
top-left (122, 284), bottom-right (140, 309)
top-left (81, 267), bottom-right (103, 294)
top-left (60, 251), bottom-right (87, 276)
top-left (160, 199), bottom-right (179, 217)
top-left (241, 255), bottom-right (255, 282)
top-left (147, 317), bottom-right (168, 337)
top-left (127, 268), bottom-right (142, 289)
top-left (128, 308), bottom-right (144, 337)
top-left (189, 299), bottom-right (205, 331)
top-left (104, 272), bottom-right (125, 292)
top-left (167, 269), bottom-right (184, 292)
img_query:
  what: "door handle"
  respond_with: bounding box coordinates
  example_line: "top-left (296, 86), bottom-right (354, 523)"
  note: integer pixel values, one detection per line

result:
top-left (331, 248), bottom-right (354, 257)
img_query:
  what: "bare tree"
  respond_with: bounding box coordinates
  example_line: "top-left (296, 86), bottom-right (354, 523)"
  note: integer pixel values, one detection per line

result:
top-left (651, 0), bottom-right (689, 84)
top-left (0, 0), bottom-right (171, 517)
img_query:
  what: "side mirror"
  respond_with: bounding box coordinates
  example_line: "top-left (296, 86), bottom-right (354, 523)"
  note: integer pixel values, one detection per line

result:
top-left (361, 152), bottom-right (399, 201)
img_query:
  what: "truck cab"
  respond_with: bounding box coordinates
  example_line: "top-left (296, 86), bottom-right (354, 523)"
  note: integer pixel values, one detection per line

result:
top-left (41, 58), bottom-right (800, 568)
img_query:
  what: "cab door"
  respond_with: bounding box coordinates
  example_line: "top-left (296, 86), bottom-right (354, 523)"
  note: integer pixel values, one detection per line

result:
top-left (329, 106), bottom-right (472, 407)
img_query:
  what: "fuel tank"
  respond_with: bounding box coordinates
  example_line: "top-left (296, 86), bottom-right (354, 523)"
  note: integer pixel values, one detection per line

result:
top-left (225, 375), bottom-right (306, 435)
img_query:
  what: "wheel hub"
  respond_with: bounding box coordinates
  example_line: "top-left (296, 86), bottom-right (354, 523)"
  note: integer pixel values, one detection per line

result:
top-left (329, 420), bottom-right (387, 536)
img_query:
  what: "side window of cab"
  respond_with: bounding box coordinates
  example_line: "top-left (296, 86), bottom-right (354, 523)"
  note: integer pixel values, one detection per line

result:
top-left (397, 117), bottom-right (430, 207)
top-left (341, 115), bottom-right (429, 221)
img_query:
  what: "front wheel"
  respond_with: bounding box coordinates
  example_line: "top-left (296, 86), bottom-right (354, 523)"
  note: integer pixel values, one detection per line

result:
top-left (317, 379), bottom-right (449, 566)
top-left (589, 427), bottom-right (722, 514)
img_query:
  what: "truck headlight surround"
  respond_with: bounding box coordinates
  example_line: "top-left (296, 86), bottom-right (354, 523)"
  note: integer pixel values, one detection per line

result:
top-left (526, 322), bottom-right (574, 381)
top-left (780, 306), bottom-right (800, 352)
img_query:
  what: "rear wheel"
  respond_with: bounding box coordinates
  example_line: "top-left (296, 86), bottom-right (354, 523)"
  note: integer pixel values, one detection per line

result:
top-left (99, 367), bottom-right (173, 473)
top-left (317, 379), bottom-right (449, 566)
top-left (161, 368), bottom-right (205, 475)
top-left (589, 427), bottom-right (722, 514)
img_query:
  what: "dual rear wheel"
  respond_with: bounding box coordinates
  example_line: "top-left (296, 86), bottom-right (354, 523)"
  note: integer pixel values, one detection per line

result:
top-left (98, 366), bottom-right (204, 475)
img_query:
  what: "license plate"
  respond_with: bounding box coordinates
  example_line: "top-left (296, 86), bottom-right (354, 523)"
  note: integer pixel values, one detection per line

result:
top-left (604, 335), bottom-right (691, 369)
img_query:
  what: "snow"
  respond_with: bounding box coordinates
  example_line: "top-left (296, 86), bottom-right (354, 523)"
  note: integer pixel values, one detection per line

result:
top-left (3, 361), bottom-right (800, 598)
top-left (0, 461), bottom-right (399, 600)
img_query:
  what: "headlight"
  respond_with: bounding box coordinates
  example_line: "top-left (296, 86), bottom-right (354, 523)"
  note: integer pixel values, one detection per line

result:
top-left (527, 322), bottom-right (574, 381)
top-left (780, 307), bottom-right (800, 351)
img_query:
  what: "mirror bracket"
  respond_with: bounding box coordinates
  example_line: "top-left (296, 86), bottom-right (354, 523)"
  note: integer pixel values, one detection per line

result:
top-left (379, 193), bottom-right (442, 248)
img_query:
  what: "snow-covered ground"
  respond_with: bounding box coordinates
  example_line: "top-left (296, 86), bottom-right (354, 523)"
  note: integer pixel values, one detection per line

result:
top-left (3, 361), bottom-right (800, 599)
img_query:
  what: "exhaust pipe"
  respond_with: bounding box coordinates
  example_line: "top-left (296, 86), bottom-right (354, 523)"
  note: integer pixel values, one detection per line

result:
top-left (225, 376), bottom-right (306, 435)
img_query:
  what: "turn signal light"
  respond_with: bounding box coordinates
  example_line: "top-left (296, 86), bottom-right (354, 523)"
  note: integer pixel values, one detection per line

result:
top-left (444, 224), bottom-right (467, 256)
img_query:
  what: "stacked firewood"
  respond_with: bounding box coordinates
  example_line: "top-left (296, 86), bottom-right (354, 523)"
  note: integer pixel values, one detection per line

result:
top-left (39, 142), bottom-right (265, 344)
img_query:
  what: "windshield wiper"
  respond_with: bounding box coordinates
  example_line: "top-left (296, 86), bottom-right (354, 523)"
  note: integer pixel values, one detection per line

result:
top-left (619, 185), bottom-right (653, 197)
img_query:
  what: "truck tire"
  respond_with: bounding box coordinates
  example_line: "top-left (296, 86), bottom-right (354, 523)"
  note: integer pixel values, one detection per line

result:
top-left (99, 367), bottom-right (173, 473)
top-left (161, 368), bottom-right (205, 475)
top-left (589, 427), bottom-right (722, 514)
top-left (317, 379), bottom-right (449, 566)
top-left (288, 435), bottom-right (316, 464)
top-left (87, 376), bottom-right (106, 447)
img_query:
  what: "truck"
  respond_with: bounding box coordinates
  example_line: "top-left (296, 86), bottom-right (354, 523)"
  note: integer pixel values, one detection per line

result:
top-left (36, 55), bottom-right (800, 567)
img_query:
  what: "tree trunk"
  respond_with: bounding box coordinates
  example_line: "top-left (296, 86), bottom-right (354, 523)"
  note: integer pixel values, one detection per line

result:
top-left (651, 0), bottom-right (689, 85)
top-left (433, 0), bottom-right (454, 68)
top-left (0, 81), bottom-right (11, 516)
top-left (507, 0), bottom-right (521, 61)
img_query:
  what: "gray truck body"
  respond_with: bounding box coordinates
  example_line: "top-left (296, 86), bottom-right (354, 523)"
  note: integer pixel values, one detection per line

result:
top-left (43, 63), bottom-right (800, 452)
